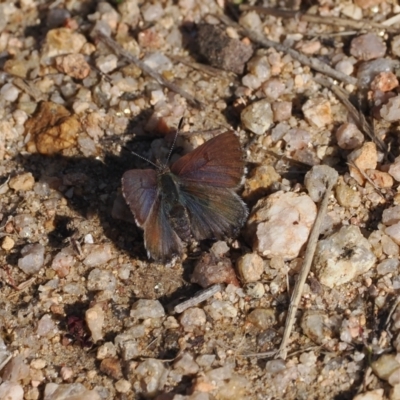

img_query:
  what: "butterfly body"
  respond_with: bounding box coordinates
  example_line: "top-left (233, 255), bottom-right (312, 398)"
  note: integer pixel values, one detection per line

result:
top-left (122, 131), bottom-right (248, 261)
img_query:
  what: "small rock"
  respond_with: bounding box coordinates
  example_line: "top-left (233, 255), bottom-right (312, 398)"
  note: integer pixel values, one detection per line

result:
top-left (0, 382), bottom-right (24, 400)
top-left (191, 252), bottom-right (239, 288)
top-left (130, 299), bottom-right (165, 320)
top-left (85, 305), bottom-right (105, 343)
top-left (371, 71), bottom-right (399, 92)
top-left (348, 142), bottom-right (378, 185)
top-left (304, 165), bottom-right (339, 203)
top-left (382, 205), bottom-right (400, 226)
top-left (381, 95), bottom-right (400, 122)
top-left (247, 192), bottom-right (317, 260)
top-left (95, 54), bottom-right (118, 74)
top-left (313, 225), bottom-right (377, 288)
top-left (97, 342), bottom-right (117, 360)
top-left (51, 247), bottom-right (75, 278)
top-left (30, 359), bottom-right (46, 369)
top-left (241, 98), bottom-right (273, 135)
top-left (371, 354), bottom-right (400, 381)
top-left (389, 156), bottom-right (400, 182)
top-left (242, 164), bottom-right (280, 201)
top-left (142, 2), bottom-right (164, 22)
top-left (244, 282), bottom-right (265, 298)
top-left (43, 382), bottom-right (101, 400)
top-left (2, 355), bottom-right (30, 382)
top-left (115, 379), bottom-right (131, 394)
top-left (41, 28), bottom-right (87, 64)
top-left (301, 310), bottom-right (332, 344)
top-left (385, 223), bottom-right (400, 245)
top-left (247, 308), bottom-right (276, 330)
top-left (205, 300), bottom-right (237, 320)
top-left (353, 389), bottom-right (384, 400)
top-left (18, 243), bottom-right (45, 275)
top-left (350, 33), bottom-right (386, 61)
top-left (87, 269), bottom-right (116, 292)
top-left (0, 83), bottom-right (20, 102)
top-left (83, 244), bottom-right (113, 267)
top-left (366, 169), bottom-right (393, 188)
top-left (197, 23), bottom-right (253, 74)
top-left (377, 259), bottom-right (399, 275)
top-left (335, 181), bottom-right (361, 208)
top-left (174, 353), bottom-right (199, 375)
top-left (237, 253), bottom-right (264, 283)
top-left (133, 359), bottom-right (168, 397)
top-left (272, 101), bottom-right (292, 122)
top-left (55, 53), bottom-right (91, 79)
top-left (100, 358), bottom-right (122, 380)
top-left (302, 97), bottom-right (332, 128)
top-left (1, 236), bottom-right (15, 251)
top-left (180, 308), bottom-right (206, 332)
top-left (37, 314), bottom-right (56, 337)
top-left (9, 172), bottom-right (35, 191)
top-left (60, 366), bottom-right (73, 381)
top-left (335, 123), bottom-right (364, 150)
top-left (25, 101), bottom-right (80, 155)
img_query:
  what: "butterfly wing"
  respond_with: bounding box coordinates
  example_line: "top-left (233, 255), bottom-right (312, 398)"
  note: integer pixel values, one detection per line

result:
top-left (170, 131), bottom-right (244, 188)
top-left (178, 182), bottom-right (248, 240)
top-left (122, 169), bottom-right (183, 261)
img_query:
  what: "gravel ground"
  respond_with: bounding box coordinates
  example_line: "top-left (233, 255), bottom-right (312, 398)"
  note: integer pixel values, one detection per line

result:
top-left (2, 0), bottom-right (400, 399)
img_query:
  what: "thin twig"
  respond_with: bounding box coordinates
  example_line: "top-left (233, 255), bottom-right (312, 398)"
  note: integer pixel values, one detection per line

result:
top-left (217, 14), bottom-right (358, 87)
top-left (277, 167), bottom-right (338, 360)
top-left (174, 283), bottom-right (224, 313)
top-left (96, 31), bottom-right (205, 109)
top-left (239, 6), bottom-right (399, 33)
top-left (314, 76), bottom-right (389, 156)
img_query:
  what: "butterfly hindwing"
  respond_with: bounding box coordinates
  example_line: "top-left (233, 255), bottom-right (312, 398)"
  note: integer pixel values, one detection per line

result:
top-left (178, 181), bottom-right (248, 241)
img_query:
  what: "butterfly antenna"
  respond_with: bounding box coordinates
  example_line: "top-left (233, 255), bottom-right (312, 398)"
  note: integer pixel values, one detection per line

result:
top-left (122, 145), bottom-right (159, 169)
top-left (164, 117), bottom-right (184, 168)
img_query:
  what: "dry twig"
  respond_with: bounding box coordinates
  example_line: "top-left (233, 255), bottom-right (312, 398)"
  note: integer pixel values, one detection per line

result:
top-left (96, 31), bottom-right (205, 109)
top-left (277, 167), bottom-right (338, 360)
top-left (217, 14), bottom-right (358, 87)
top-left (240, 6), bottom-right (399, 33)
top-left (174, 284), bottom-right (224, 314)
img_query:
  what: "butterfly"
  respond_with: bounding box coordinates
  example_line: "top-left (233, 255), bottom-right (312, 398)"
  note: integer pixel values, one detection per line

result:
top-left (121, 131), bottom-right (248, 261)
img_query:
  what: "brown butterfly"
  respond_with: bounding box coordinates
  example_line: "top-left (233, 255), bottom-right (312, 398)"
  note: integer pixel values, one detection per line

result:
top-left (121, 131), bottom-right (248, 261)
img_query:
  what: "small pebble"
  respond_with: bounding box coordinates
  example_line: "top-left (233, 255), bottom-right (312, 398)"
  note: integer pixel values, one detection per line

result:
top-left (100, 358), bottom-right (123, 380)
top-left (335, 182), bottom-right (361, 208)
top-left (83, 244), bottom-right (113, 267)
top-left (301, 310), bottom-right (332, 344)
top-left (348, 142), bottom-right (378, 184)
top-left (376, 259), bottom-right (399, 275)
top-left (205, 300), bottom-right (237, 320)
top-left (350, 33), bottom-right (386, 61)
top-left (60, 367), bottom-right (73, 381)
top-left (380, 96), bottom-right (400, 122)
top-left (0, 83), bottom-right (19, 102)
top-left (335, 123), bottom-right (364, 149)
top-left (1, 236), bottom-right (15, 251)
top-left (115, 379), bottom-right (131, 394)
top-left (247, 191), bottom-right (316, 259)
top-left (97, 342), bottom-right (117, 360)
top-left (244, 282), bottom-right (265, 298)
top-left (0, 382), bottom-right (24, 400)
top-left (371, 354), bottom-right (400, 381)
top-left (389, 156), bottom-right (400, 182)
top-left (130, 299), bottom-right (165, 320)
top-left (241, 98), bottom-right (273, 135)
top-left (9, 172), bottom-right (35, 191)
top-left (302, 97), bottom-right (332, 128)
top-left (180, 308), bottom-right (206, 332)
top-left (55, 53), bottom-right (91, 79)
top-left (43, 382), bottom-right (101, 400)
top-left (173, 353), bottom-right (199, 375)
top-left (313, 225), bottom-right (376, 287)
top-left (86, 304), bottom-right (105, 343)
top-left (133, 359), bottom-right (168, 397)
top-left (95, 54), bottom-right (118, 74)
top-left (353, 389), bottom-right (384, 400)
top-left (18, 243), bottom-right (45, 275)
top-left (237, 253), bottom-right (264, 282)
top-left (36, 314), bottom-right (56, 337)
top-left (247, 308), bottom-right (276, 330)
top-left (371, 71), bottom-right (399, 92)
top-left (87, 269), bottom-right (116, 292)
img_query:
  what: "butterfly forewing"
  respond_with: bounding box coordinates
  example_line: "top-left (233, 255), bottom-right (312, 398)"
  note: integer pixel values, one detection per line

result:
top-left (170, 132), bottom-right (244, 188)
